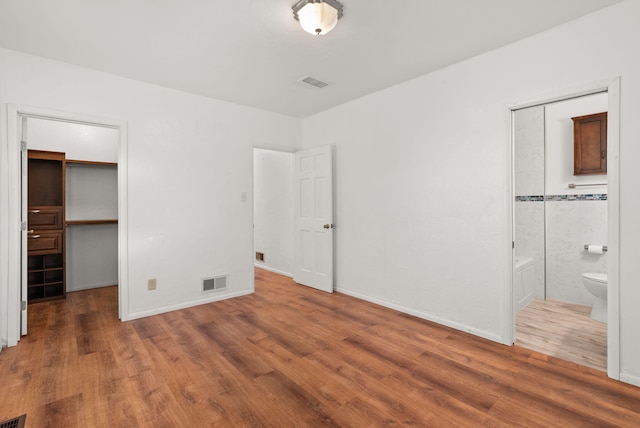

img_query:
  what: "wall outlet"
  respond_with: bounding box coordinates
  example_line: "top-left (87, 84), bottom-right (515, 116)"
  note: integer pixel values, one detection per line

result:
top-left (148, 278), bottom-right (157, 291)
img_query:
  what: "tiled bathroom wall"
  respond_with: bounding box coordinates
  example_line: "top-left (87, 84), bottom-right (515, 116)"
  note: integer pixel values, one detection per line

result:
top-left (546, 198), bottom-right (607, 305)
top-left (514, 106), bottom-right (545, 299)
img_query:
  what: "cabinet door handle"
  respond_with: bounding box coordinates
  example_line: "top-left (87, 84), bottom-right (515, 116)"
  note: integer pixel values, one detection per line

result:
top-left (29, 209), bottom-right (41, 214)
top-left (28, 235), bottom-right (41, 239)
top-left (27, 229), bottom-right (34, 234)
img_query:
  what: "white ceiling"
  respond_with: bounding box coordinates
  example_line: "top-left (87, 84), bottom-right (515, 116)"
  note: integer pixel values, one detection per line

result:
top-left (0, 0), bottom-right (624, 118)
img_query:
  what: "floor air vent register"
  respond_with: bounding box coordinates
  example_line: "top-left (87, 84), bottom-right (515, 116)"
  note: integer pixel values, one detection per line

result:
top-left (0, 414), bottom-right (26, 428)
top-left (202, 275), bottom-right (228, 292)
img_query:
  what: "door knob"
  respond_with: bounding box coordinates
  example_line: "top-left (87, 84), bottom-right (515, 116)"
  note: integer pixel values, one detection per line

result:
top-left (323, 224), bottom-right (334, 229)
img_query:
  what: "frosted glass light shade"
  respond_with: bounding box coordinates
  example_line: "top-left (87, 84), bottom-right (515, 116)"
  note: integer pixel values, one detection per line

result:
top-left (293, 0), bottom-right (344, 36)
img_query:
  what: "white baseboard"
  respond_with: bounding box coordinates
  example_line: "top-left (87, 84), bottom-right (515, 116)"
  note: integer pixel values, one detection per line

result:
top-left (620, 372), bottom-right (640, 387)
top-left (125, 290), bottom-right (253, 321)
top-left (254, 264), bottom-right (293, 278)
top-left (335, 286), bottom-right (504, 344)
top-left (67, 281), bottom-right (117, 292)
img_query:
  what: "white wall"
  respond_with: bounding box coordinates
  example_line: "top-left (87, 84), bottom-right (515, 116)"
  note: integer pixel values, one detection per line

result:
top-left (66, 164), bottom-right (118, 221)
top-left (27, 118), bottom-right (118, 163)
top-left (66, 224), bottom-right (118, 292)
top-left (302, 0), bottom-right (640, 383)
top-left (253, 148), bottom-right (294, 276)
top-left (65, 164), bottom-right (118, 292)
top-left (0, 47), bottom-right (7, 348)
top-left (0, 48), bottom-right (302, 336)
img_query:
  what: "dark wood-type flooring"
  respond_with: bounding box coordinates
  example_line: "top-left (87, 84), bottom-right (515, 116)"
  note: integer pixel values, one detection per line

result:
top-left (1, 268), bottom-right (639, 427)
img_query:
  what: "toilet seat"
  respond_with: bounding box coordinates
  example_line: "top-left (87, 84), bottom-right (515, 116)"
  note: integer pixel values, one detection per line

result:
top-left (583, 272), bottom-right (607, 283)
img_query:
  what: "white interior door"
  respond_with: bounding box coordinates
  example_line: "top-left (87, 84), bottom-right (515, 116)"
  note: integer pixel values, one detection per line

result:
top-left (293, 145), bottom-right (334, 293)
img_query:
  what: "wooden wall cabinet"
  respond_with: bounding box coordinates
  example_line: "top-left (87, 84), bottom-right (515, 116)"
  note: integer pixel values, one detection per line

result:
top-left (27, 150), bottom-right (66, 303)
top-left (572, 112), bottom-right (607, 176)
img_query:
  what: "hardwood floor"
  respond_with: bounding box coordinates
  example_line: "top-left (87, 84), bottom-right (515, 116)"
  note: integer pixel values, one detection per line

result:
top-left (516, 299), bottom-right (607, 371)
top-left (1, 269), bottom-right (639, 427)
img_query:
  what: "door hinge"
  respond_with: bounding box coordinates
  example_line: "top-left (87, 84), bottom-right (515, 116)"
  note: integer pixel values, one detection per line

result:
top-left (512, 241), bottom-right (515, 249)
top-left (21, 221), bottom-right (27, 231)
top-left (20, 141), bottom-right (27, 152)
top-left (21, 301), bottom-right (26, 311)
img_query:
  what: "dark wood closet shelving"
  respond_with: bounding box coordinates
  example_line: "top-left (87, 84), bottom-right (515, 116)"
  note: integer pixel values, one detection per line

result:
top-left (27, 253), bottom-right (65, 301)
top-left (66, 159), bottom-right (117, 167)
top-left (27, 150), bottom-right (66, 303)
top-left (66, 219), bottom-right (118, 226)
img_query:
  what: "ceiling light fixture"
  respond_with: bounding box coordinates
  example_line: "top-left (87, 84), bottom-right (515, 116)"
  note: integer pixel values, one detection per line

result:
top-left (292, 0), bottom-right (344, 36)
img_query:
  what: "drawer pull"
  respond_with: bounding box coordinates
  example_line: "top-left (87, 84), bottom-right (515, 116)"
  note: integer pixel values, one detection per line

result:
top-left (27, 230), bottom-right (34, 234)
top-left (29, 210), bottom-right (41, 214)
top-left (28, 235), bottom-right (41, 239)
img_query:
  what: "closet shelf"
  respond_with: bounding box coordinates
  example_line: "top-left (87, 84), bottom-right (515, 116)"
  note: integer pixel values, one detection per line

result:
top-left (66, 219), bottom-right (118, 225)
top-left (66, 159), bottom-right (117, 167)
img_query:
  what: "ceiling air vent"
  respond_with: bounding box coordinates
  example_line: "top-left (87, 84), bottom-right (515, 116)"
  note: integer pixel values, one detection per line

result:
top-left (300, 76), bottom-right (329, 89)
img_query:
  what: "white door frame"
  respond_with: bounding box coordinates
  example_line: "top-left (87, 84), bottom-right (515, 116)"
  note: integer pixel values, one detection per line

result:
top-left (5, 105), bottom-right (129, 346)
top-left (508, 77), bottom-right (621, 380)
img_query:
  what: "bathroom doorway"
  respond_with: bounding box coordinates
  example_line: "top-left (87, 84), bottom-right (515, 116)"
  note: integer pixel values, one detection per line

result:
top-left (511, 80), bottom-right (620, 378)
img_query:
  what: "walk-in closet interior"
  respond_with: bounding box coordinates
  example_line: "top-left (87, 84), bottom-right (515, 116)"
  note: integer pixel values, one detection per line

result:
top-left (25, 117), bottom-right (118, 304)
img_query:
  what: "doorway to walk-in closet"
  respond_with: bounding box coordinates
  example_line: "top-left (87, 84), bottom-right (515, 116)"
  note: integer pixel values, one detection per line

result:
top-left (21, 116), bottom-right (119, 333)
top-left (513, 91), bottom-right (615, 373)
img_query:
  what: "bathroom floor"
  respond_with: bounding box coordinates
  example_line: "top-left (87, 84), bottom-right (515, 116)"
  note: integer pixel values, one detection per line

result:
top-left (516, 299), bottom-right (607, 371)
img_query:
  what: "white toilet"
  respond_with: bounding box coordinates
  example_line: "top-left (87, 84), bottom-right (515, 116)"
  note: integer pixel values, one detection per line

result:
top-left (582, 273), bottom-right (607, 323)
